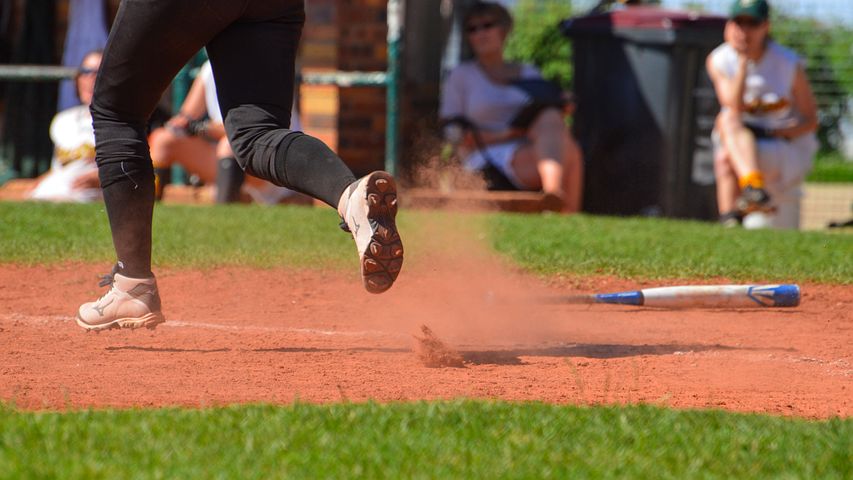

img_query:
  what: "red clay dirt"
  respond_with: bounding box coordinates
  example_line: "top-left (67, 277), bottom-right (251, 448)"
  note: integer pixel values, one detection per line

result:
top-left (0, 260), bottom-right (850, 418)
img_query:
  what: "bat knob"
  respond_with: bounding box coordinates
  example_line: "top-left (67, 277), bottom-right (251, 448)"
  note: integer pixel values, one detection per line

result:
top-left (772, 284), bottom-right (801, 307)
top-left (749, 284), bottom-right (801, 307)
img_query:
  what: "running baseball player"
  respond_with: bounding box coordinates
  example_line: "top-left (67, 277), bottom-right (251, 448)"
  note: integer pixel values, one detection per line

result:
top-left (76, 0), bottom-right (404, 331)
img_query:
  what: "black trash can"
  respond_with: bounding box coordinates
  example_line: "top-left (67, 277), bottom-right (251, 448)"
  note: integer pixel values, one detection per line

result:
top-left (562, 7), bottom-right (726, 219)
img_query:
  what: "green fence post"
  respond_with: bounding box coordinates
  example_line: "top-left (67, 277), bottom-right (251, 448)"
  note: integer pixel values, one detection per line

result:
top-left (169, 63), bottom-right (193, 185)
top-left (385, 0), bottom-right (403, 175)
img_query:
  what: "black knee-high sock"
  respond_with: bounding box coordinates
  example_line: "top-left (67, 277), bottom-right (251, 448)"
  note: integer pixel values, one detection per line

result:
top-left (271, 133), bottom-right (356, 207)
top-left (215, 156), bottom-right (244, 203)
top-left (99, 171), bottom-right (156, 279)
top-left (225, 105), bottom-right (356, 208)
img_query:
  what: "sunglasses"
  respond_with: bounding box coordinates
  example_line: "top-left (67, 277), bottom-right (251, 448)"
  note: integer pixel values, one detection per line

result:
top-left (465, 21), bottom-right (497, 34)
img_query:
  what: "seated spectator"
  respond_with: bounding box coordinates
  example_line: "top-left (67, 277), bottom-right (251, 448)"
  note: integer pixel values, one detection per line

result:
top-left (439, 1), bottom-right (583, 213)
top-left (150, 60), bottom-right (300, 204)
top-left (707, 0), bottom-right (818, 229)
top-left (29, 50), bottom-right (102, 202)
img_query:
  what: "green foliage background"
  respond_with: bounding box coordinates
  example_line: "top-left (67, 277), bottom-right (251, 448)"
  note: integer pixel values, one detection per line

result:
top-left (505, 1), bottom-right (853, 156)
top-left (505, 0), bottom-right (576, 89)
top-left (771, 15), bottom-right (853, 153)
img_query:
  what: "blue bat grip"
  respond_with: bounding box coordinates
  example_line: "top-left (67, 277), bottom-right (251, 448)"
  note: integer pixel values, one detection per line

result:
top-left (594, 291), bottom-right (644, 306)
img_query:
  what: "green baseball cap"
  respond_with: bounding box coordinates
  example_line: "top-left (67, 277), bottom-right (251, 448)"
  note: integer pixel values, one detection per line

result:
top-left (729, 0), bottom-right (770, 21)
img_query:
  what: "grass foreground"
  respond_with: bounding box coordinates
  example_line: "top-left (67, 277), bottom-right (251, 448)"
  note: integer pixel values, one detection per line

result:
top-left (1, 201), bottom-right (850, 283)
top-left (1, 401), bottom-right (850, 479)
top-left (1, 202), bottom-right (851, 478)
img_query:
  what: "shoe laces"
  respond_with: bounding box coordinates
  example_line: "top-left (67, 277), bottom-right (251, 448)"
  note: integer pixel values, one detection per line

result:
top-left (339, 218), bottom-right (351, 233)
top-left (98, 263), bottom-right (123, 288)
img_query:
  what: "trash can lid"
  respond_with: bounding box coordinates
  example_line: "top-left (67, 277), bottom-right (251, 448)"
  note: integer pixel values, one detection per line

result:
top-left (562, 6), bottom-right (725, 34)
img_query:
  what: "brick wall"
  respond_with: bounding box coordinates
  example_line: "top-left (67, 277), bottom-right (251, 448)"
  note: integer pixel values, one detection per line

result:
top-left (335, 0), bottom-right (389, 176)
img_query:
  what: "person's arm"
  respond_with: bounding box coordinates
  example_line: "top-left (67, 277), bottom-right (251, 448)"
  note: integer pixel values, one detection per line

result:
top-left (773, 65), bottom-right (818, 139)
top-left (472, 129), bottom-right (525, 145)
top-left (166, 74), bottom-right (208, 131)
top-left (71, 168), bottom-right (101, 189)
top-left (706, 49), bottom-right (747, 112)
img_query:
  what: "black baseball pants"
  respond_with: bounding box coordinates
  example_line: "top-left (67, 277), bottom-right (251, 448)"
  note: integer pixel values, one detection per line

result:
top-left (92, 0), bottom-right (356, 278)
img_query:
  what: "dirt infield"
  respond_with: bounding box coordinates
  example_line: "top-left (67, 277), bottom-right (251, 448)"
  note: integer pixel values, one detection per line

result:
top-left (1, 261), bottom-right (850, 418)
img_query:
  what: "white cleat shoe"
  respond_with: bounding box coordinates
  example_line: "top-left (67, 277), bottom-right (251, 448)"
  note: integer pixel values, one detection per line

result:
top-left (77, 267), bottom-right (165, 331)
top-left (340, 171), bottom-right (404, 294)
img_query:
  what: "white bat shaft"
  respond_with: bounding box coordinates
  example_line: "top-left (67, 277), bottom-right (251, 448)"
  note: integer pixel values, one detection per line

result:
top-left (580, 284), bottom-right (800, 308)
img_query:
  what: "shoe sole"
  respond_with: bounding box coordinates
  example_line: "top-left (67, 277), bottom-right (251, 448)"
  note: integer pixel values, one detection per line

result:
top-left (361, 171), bottom-right (404, 294)
top-left (76, 312), bottom-right (166, 332)
top-left (736, 200), bottom-right (777, 215)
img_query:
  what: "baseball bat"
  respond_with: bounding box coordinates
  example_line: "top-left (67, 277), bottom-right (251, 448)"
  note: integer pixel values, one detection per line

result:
top-left (547, 284), bottom-right (800, 308)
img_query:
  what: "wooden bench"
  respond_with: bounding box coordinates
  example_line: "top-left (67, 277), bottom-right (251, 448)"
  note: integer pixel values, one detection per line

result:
top-left (403, 188), bottom-right (557, 213)
top-left (1, 179), bottom-right (553, 212)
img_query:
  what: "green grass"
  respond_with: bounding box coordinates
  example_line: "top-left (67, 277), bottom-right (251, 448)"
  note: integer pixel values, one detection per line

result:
top-left (2, 201), bottom-right (851, 283)
top-left (0, 201), bottom-right (355, 269)
top-left (2, 203), bottom-right (851, 477)
top-left (490, 213), bottom-right (852, 284)
top-left (1, 401), bottom-right (849, 479)
top-left (806, 152), bottom-right (853, 183)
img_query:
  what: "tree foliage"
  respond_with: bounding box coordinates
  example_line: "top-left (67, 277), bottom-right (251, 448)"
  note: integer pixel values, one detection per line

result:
top-left (771, 15), bottom-right (853, 151)
top-left (505, 0), bottom-right (576, 90)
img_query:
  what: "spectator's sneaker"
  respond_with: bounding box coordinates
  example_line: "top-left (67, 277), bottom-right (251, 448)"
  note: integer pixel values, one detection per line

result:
top-left (735, 186), bottom-right (773, 215)
top-left (77, 267), bottom-right (164, 331)
top-left (339, 171), bottom-right (404, 294)
top-left (719, 211), bottom-right (742, 228)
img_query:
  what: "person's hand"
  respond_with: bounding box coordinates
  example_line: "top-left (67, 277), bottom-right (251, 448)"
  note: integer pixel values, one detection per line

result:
top-left (165, 113), bottom-right (192, 135)
top-left (724, 21), bottom-right (748, 54)
top-left (71, 169), bottom-right (100, 190)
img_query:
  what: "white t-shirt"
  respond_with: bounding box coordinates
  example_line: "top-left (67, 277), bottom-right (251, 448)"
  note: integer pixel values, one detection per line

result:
top-left (709, 41), bottom-right (802, 130)
top-left (30, 104), bottom-right (101, 202)
top-left (440, 61), bottom-right (542, 133)
top-left (439, 61), bottom-right (541, 173)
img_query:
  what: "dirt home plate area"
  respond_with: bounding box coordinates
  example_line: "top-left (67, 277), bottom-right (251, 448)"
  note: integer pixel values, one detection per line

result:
top-left (0, 258), bottom-right (850, 419)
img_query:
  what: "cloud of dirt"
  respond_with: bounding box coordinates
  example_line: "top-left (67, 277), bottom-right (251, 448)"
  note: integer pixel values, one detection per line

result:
top-left (413, 325), bottom-right (465, 368)
top-left (375, 209), bottom-right (574, 356)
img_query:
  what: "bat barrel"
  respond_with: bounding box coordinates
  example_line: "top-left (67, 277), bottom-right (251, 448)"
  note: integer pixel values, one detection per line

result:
top-left (761, 284), bottom-right (800, 307)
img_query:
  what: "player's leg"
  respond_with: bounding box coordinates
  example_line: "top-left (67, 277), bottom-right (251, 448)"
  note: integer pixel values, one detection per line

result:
top-left (714, 148), bottom-right (741, 226)
top-left (510, 108), bottom-right (583, 212)
top-left (213, 136), bottom-right (245, 203)
top-left (149, 128), bottom-right (219, 184)
top-left (78, 0), bottom-right (239, 330)
top-left (715, 110), bottom-right (770, 213)
top-left (207, 2), bottom-right (403, 293)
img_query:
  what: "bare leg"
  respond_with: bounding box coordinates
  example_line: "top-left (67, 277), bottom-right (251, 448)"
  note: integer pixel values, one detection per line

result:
top-left (717, 110), bottom-right (760, 181)
top-left (714, 148), bottom-right (739, 215)
top-left (510, 107), bottom-right (583, 212)
top-left (149, 127), bottom-right (218, 183)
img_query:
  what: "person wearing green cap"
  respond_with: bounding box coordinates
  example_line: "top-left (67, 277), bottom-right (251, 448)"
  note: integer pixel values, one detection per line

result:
top-left (706, 0), bottom-right (819, 229)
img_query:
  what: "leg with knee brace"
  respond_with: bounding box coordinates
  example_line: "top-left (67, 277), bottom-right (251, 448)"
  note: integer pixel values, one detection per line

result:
top-left (90, 102), bottom-right (156, 278)
top-left (225, 105), bottom-right (356, 208)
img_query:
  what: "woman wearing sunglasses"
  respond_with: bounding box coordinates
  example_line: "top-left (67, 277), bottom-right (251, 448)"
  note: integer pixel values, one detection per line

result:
top-left (29, 50), bottom-right (103, 202)
top-left (707, 0), bottom-right (818, 229)
top-left (440, 1), bottom-right (582, 213)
